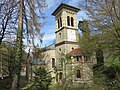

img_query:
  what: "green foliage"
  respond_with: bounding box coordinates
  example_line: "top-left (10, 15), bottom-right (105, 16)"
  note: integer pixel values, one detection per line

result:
top-left (24, 67), bottom-right (52, 90)
top-left (93, 56), bottom-right (120, 89)
top-left (104, 57), bottom-right (120, 89)
top-left (0, 42), bottom-right (16, 77)
top-left (79, 0), bottom-right (120, 56)
top-left (79, 20), bottom-right (91, 52)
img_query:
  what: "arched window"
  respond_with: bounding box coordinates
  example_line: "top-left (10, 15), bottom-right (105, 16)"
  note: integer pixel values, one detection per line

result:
top-left (56, 73), bottom-right (58, 82)
top-left (71, 17), bottom-right (74, 27)
top-left (60, 17), bottom-right (62, 27)
top-left (59, 72), bottom-right (63, 80)
top-left (67, 16), bottom-right (70, 26)
top-left (52, 58), bottom-right (55, 68)
top-left (58, 19), bottom-right (60, 28)
top-left (76, 69), bottom-right (81, 78)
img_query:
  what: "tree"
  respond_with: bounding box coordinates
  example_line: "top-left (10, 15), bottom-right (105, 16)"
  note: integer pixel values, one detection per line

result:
top-left (79, 0), bottom-right (120, 57)
top-left (78, 20), bottom-right (91, 51)
top-left (23, 67), bottom-right (52, 90)
top-left (32, 46), bottom-right (44, 60)
top-left (78, 0), bottom-right (120, 89)
top-left (10, 0), bottom-right (47, 89)
top-left (12, 0), bottom-right (24, 90)
top-left (0, 0), bottom-right (18, 44)
top-left (0, 42), bottom-right (16, 77)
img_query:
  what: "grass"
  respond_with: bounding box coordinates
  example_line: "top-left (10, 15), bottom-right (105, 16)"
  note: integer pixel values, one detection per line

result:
top-left (0, 77), bottom-right (104, 90)
top-left (49, 84), bottom-right (104, 90)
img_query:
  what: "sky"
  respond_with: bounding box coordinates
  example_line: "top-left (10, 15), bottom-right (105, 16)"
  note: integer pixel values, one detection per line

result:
top-left (40, 0), bottom-right (88, 47)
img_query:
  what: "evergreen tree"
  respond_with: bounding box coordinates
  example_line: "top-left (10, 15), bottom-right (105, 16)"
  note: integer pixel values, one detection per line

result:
top-left (25, 67), bottom-right (52, 90)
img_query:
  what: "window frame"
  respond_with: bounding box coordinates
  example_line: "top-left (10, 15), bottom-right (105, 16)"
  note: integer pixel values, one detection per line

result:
top-left (58, 19), bottom-right (60, 28)
top-left (76, 69), bottom-right (81, 78)
top-left (52, 58), bottom-right (55, 68)
top-left (67, 16), bottom-right (70, 26)
top-left (60, 17), bottom-right (62, 27)
top-left (71, 17), bottom-right (74, 27)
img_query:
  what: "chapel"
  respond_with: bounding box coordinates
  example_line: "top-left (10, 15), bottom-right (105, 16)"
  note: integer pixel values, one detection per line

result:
top-left (43, 3), bottom-right (93, 87)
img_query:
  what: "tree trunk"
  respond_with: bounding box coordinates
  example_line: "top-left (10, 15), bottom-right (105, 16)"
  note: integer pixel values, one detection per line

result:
top-left (26, 58), bottom-right (29, 81)
top-left (11, 0), bottom-right (24, 90)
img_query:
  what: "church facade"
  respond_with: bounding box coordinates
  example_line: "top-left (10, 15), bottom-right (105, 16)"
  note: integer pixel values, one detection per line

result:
top-left (43, 3), bottom-right (93, 87)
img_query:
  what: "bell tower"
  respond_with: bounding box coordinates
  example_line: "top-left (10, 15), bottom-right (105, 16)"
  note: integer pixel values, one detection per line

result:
top-left (52, 3), bottom-right (80, 68)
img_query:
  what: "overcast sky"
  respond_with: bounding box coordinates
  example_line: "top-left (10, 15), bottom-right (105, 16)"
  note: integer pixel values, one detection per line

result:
top-left (40, 0), bottom-right (88, 47)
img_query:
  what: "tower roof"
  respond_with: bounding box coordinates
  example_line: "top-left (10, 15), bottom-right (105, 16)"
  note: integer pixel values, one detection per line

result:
top-left (52, 3), bottom-right (80, 16)
top-left (69, 48), bottom-right (87, 55)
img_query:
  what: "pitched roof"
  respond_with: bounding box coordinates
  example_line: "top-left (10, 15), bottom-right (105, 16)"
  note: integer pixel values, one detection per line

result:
top-left (31, 59), bottom-right (45, 65)
top-left (69, 48), bottom-right (87, 55)
top-left (52, 3), bottom-right (80, 16)
top-left (41, 43), bottom-right (55, 52)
